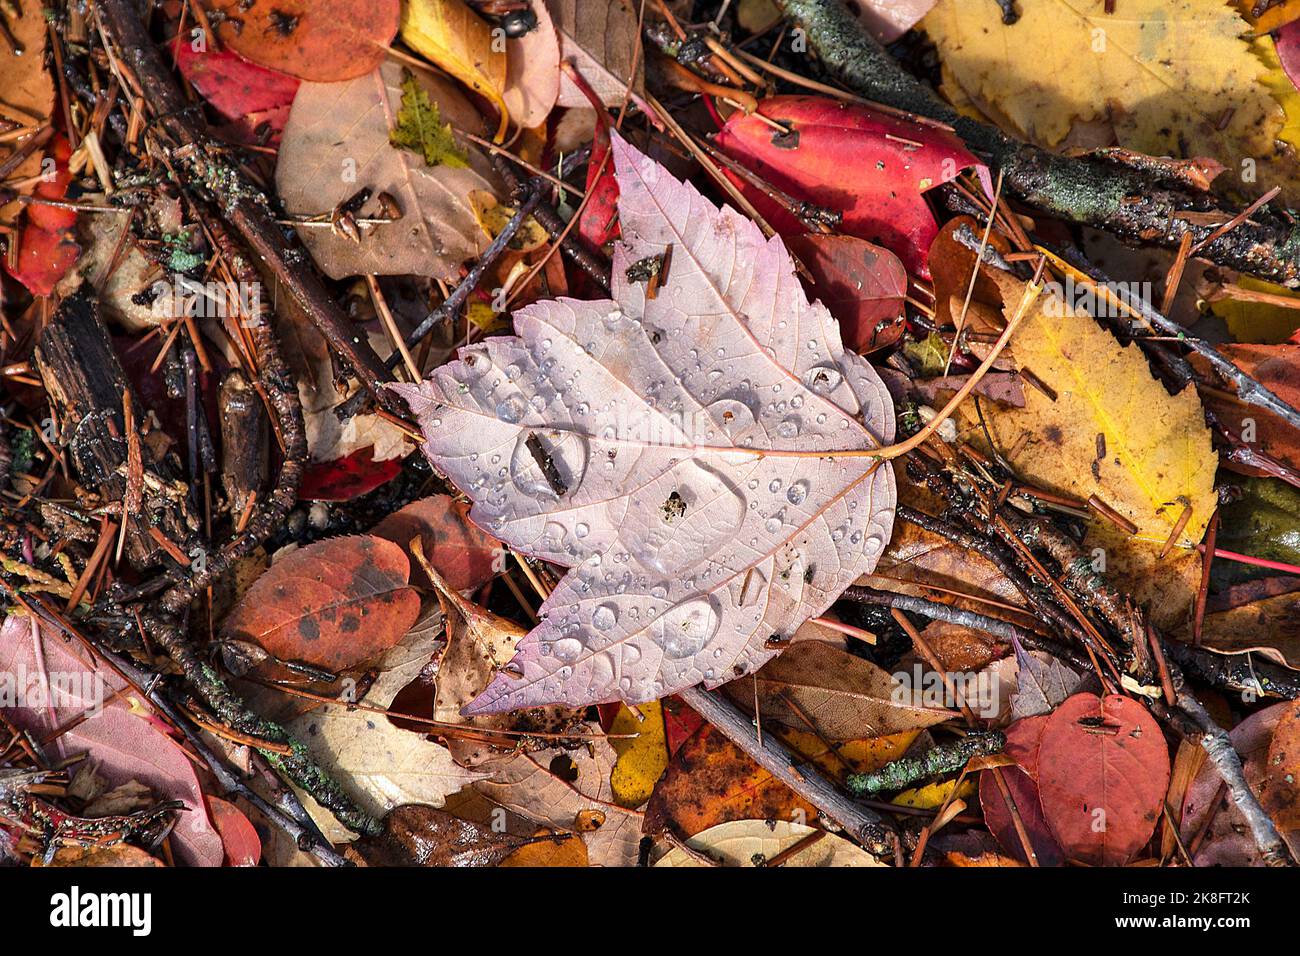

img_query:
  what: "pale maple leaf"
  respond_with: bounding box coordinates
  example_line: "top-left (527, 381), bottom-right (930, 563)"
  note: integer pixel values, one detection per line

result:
top-left (395, 135), bottom-right (897, 713)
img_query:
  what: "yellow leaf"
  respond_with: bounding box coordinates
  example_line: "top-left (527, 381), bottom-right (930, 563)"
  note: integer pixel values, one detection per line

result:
top-left (608, 701), bottom-right (669, 808)
top-left (1210, 275), bottom-right (1300, 344)
top-left (954, 268), bottom-right (1217, 549)
top-left (780, 728), bottom-right (919, 782)
top-left (500, 829), bottom-right (590, 866)
top-left (923, 0), bottom-right (1300, 199)
top-left (401, 0), bottom-right (510, 142)
top-left (469, 190), bottom-right (549, 253)
top-left (892, 777), bottom-right (975, 810)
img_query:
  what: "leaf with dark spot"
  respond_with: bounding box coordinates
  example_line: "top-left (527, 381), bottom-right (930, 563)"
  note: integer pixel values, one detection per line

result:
top-left (222, 535), bottom-right (420, 672)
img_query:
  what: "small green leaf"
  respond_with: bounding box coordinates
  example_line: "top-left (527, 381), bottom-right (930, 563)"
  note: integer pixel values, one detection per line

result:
top-left (389, 70), bottom-right (469, 169)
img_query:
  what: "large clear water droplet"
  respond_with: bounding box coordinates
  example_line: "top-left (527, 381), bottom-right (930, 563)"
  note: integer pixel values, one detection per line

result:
top-left (592, 603), bottom-right (618, 630)
top-left (651, 597), bottom-right (721, 659)
top-left (803, 363), bottom-right (844, 395)
top-left (786, 479), bottom-right (810, 505)
top-left (509, 431), bottom-right (589, 500)
top-left (552, 637), bottom-right (584, 662)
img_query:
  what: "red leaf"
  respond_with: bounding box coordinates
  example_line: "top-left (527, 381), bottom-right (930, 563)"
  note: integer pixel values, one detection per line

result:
top-left (1036, 693), bottom-right (1170, 866)
top-left (205, 0), bottom-right (400, 82)
top-left (783, 234), bottom-right (906, 353)
top-left (978, 716), bottom-right (1064, 866)
top-left (1279, 21), bottom-right (1300, 90)
top-left (714, 96), bottom-right (987, 276)
top-left (221, 534), bottom-right (421, 672)
top-left (5, 135), bottom-right (79, 296)
top-left (371, 493), bottom-right (502, 592)
top-left (300, 445), bottom-right (404, 501)
top-left (174, 46), bottom-right (299, 145)
top-left (207, 796), bottom-right (263, 867)
top-left (566, 63), bottom-right (621, 251)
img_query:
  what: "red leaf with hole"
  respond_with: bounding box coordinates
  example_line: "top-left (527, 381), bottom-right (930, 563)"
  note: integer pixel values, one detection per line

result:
top-left (221, 534), bottom-right (421, 672)
top-left (783, 234), bottom-right (906, 353)
top-left (714, 96), bottom-right (986, 277)
top-left (1036, 693), bottom-right (1170, 866)
top-left (5, 135), bottom-right (79, 296)
top-left (371, 493), bottom-right (502, 592)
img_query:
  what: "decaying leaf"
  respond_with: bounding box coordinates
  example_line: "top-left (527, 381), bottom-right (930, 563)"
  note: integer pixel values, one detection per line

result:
top-left (1036, 693), bottom-right (1170, 866)
top-left (923, 0), bottom-right (1300, 198)
top-left (207, 0), bottom-right (400, 82)
top-left (221, 535), bottom-right (421, 672)
top-left (349, 804), bottom-right (530, 866)
top-left (937, 233), bottom-right (1218, 548)
top-left (724, 639), bottom-right (956, 740)
top-left (546, 0), bottom-right (644, 108)
top-left (397, 134), bottom-right (898, 714)
top-left (371, 493), bottom-right (503, 593)
top-left (276, 62), bottom-right (494, 280)
top-left (715, 97), bottom-right (986, 276)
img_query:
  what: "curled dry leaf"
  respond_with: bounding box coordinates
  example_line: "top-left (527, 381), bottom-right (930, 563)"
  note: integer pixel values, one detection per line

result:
top-left (349, 804), bottom-right (530, 866)
top-left (397, 134), bottom-right (897, 714)
top-left (221, 535), bottom-right (421, 673)
top-left (206, 0), bottom-right (400, 82)
top-left (425, 564), bottom-right (584, 766)
top-left (653, 820), bottom-right (886, 867)
top-left (276, 61), bottom-right (494, 281)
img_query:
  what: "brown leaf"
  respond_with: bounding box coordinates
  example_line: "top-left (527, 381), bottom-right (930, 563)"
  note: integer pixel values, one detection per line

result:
top-left (349, 804), bottom-right (528, 866)
top-left (783, 234), bottom-right (907, 354)
top-left (222, 535), bottom-right (421, 672)
top-left (642, 723), bottom-right (816, 838)
top-left (276, 62), bottom-right (495, 280)
top-left (546, 0), bottom-right (643, 108)
top-left (425, 566), bottom-right (584, 766)
top-left (725, 640), bottom-right (956, 740)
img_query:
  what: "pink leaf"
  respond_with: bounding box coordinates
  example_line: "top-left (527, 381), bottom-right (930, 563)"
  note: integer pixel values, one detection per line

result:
top-left (0, 616), bottom-right (224, 866)
top-left (396, 134), bottom-right (897, 714)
